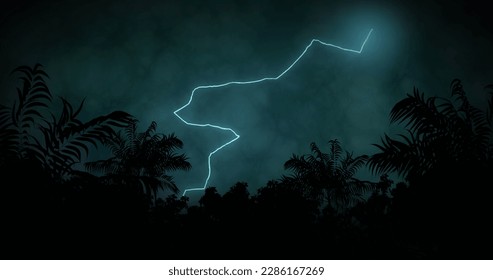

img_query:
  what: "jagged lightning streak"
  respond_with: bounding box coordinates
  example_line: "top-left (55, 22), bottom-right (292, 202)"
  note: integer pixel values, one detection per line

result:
top-left (175, 28), bottom-right (373, 196)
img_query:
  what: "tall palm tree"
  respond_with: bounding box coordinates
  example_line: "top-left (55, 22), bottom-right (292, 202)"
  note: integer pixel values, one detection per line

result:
top-left (282, 139), bottom-right (374, 213)
top-left (368, 79), bottom-right (493, 181)
top-left (85, 120), bottom-right (192, 203)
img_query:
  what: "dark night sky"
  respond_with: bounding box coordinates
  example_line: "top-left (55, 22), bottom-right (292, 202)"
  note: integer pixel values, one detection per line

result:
top-left (1, 0), bottom-right (492, 201)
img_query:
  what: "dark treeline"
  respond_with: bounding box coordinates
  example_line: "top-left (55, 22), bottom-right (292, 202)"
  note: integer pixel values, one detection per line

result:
top-left (1, 64), bottom-right (492, 259)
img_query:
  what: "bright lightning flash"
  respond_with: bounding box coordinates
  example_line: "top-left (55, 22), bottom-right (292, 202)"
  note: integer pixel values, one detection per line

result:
top-left (174, 29), bottom-right (373, 196)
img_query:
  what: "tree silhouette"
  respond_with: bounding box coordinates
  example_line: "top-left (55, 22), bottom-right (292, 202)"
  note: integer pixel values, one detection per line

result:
top-left (368, 80), bottom-right (493, 257)
top-left (282, 139), bottom-right (374, 213)
top-left (222, 182), bottom-right (251, 223)
top-left (0, 64), bottom-right (135, 216)
top-left (369, 79), bottom-right (493, 180)
top-left (0, 64), bottom-right (136, 258)
top-left (198, 186), bottom-right (223, 221)
top-left (85, 120), bottom-right (191, 204)
top-left (0, 64), bottom-right (135, 181)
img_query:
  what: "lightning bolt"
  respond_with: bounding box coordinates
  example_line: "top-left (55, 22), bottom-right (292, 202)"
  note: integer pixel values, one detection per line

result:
top-left (174, 28), bottom-right (373, 196)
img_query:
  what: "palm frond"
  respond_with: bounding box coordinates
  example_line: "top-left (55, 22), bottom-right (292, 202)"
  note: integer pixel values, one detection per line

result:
top-left (160, 153), bottom-right (192, 172)
top-left (160, 133), bottom-right (184, 151)
top-left (284, 154), bottom-right (309, 175)
top-left (339, 152), bottom-right (368, 180)
top-left (7, 64), bottom-right (52, 158)
top-left (390, 88), bottom-right (444, 135)
top-left (328, 139), bottom-right (342, 166)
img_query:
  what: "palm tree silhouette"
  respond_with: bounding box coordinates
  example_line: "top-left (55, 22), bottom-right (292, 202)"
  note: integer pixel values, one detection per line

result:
top-left (0, 64), bottom-right (136, 257)
top-left (39, 99), bottom-right (134, 181)
top-left (368, 80), bottom-right (493, 257)
top-left (0, 64), bottom-right (134, 181)
top-left (85, 120), bottom-right (192, 204)
top-left (283, 139), bottom-right (374, 213)
top-left (368, 79), bottom-right (493, 181)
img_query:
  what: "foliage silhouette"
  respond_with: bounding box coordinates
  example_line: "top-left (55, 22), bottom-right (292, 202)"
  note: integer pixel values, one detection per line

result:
top-left (369, 79), bottom-right (493, 180)
top-left (282, 139), bottom-right (375, 213)
top-left (85, 120), bottom-right (192, 203)
top-left (221, 182), bottom-right (252, 223)
top-left (0, 64), bottom-right (137, 258)
top-left (369, 80), bottom-right (493, 258)
top-left (0, 64), bottom-right (52, 164)
top-left (0, 64), bottom-right (135, 181)
top-left (198, 186), bottom-right (223, 221)
top-left (2, 64), bottom-right (492, 259)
